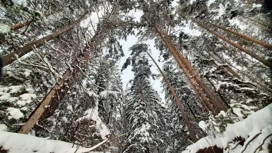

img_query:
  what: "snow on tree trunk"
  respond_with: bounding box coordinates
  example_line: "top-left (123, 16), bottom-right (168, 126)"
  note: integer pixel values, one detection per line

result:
top-left (18, 21), bottom-right (111, 134)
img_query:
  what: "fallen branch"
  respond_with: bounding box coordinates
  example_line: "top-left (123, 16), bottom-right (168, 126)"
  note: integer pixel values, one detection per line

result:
top-left (253, 133), bottom-right (272, 153)
top-left (80, 139), bottom-right (108, 153)
top-left (241, 131), bottom-right (262, 153)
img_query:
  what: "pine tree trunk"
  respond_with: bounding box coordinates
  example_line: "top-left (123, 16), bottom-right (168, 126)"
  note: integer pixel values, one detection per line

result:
top-left (10, 21), bottom-right (31, 30)
top-left (3, 12), bottom-right (88, 66)
top-left (207, 21), bottom-right (272, 49)
top-left (146, 52), bottom-right (198, 142)
top-left (195, 20), bottom-right (272, 69)
top-left (18, 23), bottom-right (110, 134)
top-left (154, 26), bottom-right (228, 115)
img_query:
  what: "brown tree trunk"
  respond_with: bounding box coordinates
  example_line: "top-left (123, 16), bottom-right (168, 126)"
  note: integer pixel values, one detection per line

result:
top-left (10, 21), bottom-right (32, 30)
top-left (154, 26), bottom-right (228, 115)
top-left (207, 21), bottom-right (272, 49)
top-left (18, 22), bottom-right (111, 134)
top-left (3, 12), bottom-right (88, 66)
top-left (146, 52), bottom-right (198, 142)
top-left (194, 20), bottom-right (272, 69)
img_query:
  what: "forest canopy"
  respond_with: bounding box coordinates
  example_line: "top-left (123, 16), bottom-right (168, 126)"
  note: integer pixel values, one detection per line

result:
top-left (0, 0), bottom-right (271, 153)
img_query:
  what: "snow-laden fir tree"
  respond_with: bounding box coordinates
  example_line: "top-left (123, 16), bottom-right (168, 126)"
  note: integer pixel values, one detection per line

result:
top-left (122, 43), bottom-right (167, 153)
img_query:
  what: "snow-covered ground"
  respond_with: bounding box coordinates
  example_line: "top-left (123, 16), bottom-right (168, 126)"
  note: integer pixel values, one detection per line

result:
top-left (182, 103), bottom-right (272, 153)
top-left (0, 131), bottom-right (108, 153)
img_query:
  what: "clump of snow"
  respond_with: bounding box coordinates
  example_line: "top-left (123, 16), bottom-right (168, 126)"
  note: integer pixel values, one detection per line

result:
top-left (0, 124), bottom-right (7, 131)
top-left (0, 23), bottom-right (10, 34)
top-left (76, 96), bottom-right (110, 139)
top-left (199, 121), bottom-right (209, 132)
top-left (11, 0), bottom-right (27, 6)
top-left (24, 69), bottom-right (32, 77)
top-left (6, 107), bottom-right (24, 120)
top-left (87, 91), bottom-right (99, 98)
top-left (0, 85), bottom-right (36, 105)
top-left (252, 3), bottom-right (262, 8)
top-left (67, 104), bottom-right (73, 112)
top-left (100, 90), bottom-right (119, 98)
top-left (183, 103), bottom-right (272, 153)
top-left (17, 93), bottom-right (36, 106)
top-left (8, 85), bottom-right (24, 94)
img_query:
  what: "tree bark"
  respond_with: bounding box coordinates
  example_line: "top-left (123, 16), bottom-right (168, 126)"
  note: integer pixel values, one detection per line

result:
top-left (207, 21), bottom-right (272, 49)
top-left (146, 51), bottom-right (198, 142)
top-left (194, 20), bottom-right (272, 69)
top-left (154, 26), bottom-right (228, 115)
top-left (3, 12), bottom-right (88, 66)
top-left (10, 21), bottom-right (32, 31)
top-left (18, 22), bottom-right (111, 134)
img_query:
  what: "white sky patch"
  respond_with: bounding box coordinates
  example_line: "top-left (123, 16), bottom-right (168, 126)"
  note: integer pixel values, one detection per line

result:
top-left (171, 0), bottom-right (179, 7)
top-left (80, 12), bottom-right (100, 35)
top-left (214, 4), bottom-right (226, 19)
top-left (80, 3), bottom-right (111, 35)
top-left (189, 0), bottom-right (196, 4)
top-left (118, 35), bottom-right (165, 103)
top-left (180, 21), bottom-right (202, 37)
top-left (0, 7), bottom-right (6, 18)
top-left (145, 39), bottom-right (165, 100)
top-left (126, 9), bottom-right (143, 22)
top-left (118, 35), bottom-right (137, 88)
top-left (206, 0), bottom-right (216, 7)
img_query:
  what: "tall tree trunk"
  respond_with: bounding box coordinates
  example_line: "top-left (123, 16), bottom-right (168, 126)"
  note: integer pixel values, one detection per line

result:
top-left (18, 22), bottom-right (111, 134)
top-left (194, 20), bottom-right (272, 69)
top-left (154, 26), bottom-right (228, 115)
top-left (207, 21), bottom-right (272, 49)
top-left (146, 52), bottom-right (198, 142)
top-left (3, 12), bottom-right (88, 66)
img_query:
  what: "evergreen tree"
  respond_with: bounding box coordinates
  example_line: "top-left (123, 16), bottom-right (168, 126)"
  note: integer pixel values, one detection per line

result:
top-left (122, 44), bottom-right (167, 153)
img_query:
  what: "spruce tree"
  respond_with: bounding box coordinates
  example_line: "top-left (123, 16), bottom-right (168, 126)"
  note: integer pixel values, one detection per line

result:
top-left (122, 44), bottom-right (167, 153)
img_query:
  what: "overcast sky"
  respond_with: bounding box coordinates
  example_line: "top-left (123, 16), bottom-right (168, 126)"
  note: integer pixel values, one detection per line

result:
top-left (118, 35), bottom-right (165, 101)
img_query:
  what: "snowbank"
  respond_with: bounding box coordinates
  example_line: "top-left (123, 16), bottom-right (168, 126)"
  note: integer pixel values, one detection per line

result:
top-left (0, 132), bottom-right (107, 153)
top-left (182, 104), bottom-right (272, 153)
